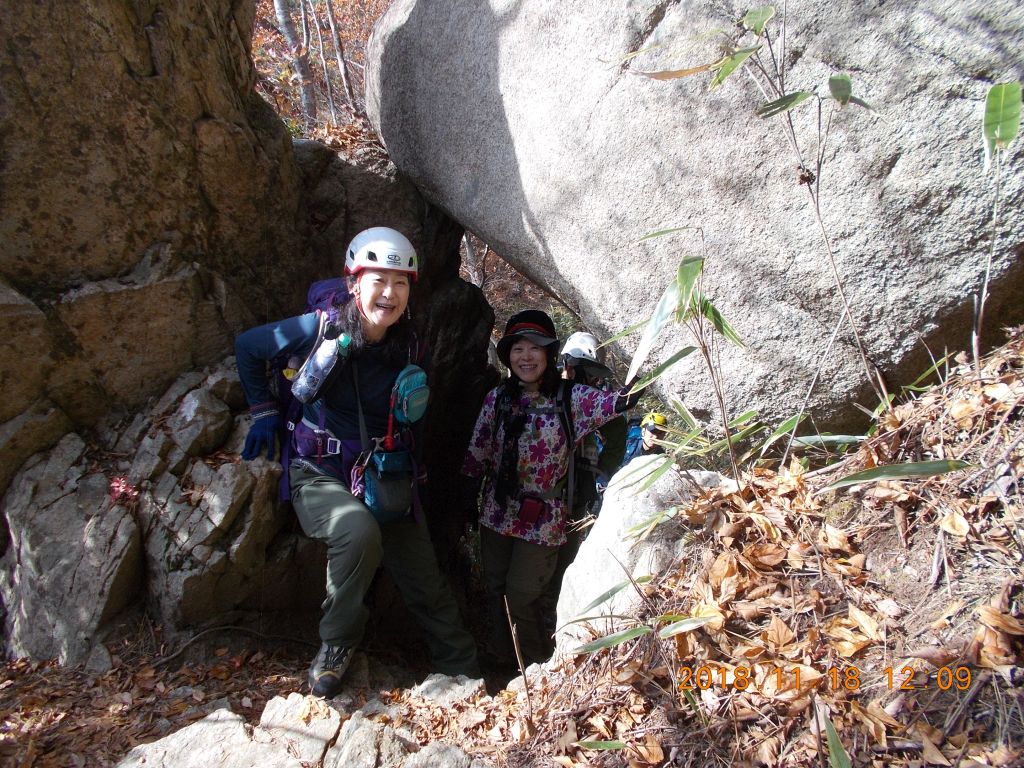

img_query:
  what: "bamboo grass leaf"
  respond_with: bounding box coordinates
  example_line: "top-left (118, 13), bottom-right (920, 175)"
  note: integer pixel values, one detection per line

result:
top-left (828, 74), bottom-right (852, 106)
top-left (608, 454), bottom-right (675, 495)
top-left (578, 576), bottom-right (654, 614)
top-left (628, 346), bottom-right (697, 394)
top-left (792, 434), bottom-right (864, 448)
top-left (636, 62), bottom-right (717, 80)
top-left (638, 226), bottom-right (696, 242)
top-left (824, 460), bottom-right (971, 491)
top-left (573, 626), bottom-right (653, 654)
top-left (658, 615), bottom-right (715, 638)
top-left (603, 319), bottom-right (648, 347)
top-left (756, 91), bottom-right (814, 118)
top-left (759, 413), bottom-right (806, 456)
top-left (709, 46), bottom-right (761, 90)
top-left (741, 6), bottom-right (775, 35)
top-left (675, 256), bottom-right (704, 322)
top-left (626, 279), bottom-right (680, 384)
top-left (825, 718), bottom-right (853, 768)
top-left (669, 396), bottom-right (698, 429)
top-left (983, 81), bottom-right (1022, 170)
top-left (577, 740), bottom-right (628, 751)
top-left (728, 409), bottom-right (759, 427)
top-left (695, 295), bottom-right (745, 346)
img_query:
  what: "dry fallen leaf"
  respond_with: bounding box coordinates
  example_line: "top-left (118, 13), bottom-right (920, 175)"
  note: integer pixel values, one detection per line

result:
top-left (939, 510), bottom-right (971, 537)
top-left (978, 605), bottom-right (1024, 635)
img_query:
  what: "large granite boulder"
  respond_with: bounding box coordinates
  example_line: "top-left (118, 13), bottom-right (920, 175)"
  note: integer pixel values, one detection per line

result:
top-left (0, 434), bottom-right (142, 665)
top-left (367, 0), bottom-right (1024, 429)
top-left (555, 461), bottom-right (732, 652)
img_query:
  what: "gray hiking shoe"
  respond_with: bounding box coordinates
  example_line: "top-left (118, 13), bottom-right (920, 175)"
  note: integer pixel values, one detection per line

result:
top-left (308, 643), bottom-right (353, 698)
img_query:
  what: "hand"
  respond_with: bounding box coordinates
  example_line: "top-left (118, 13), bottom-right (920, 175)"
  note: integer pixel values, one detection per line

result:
top-left (614, 384), bottom-right (644, 413)
top-left (242, 413), bottom-right (280, 460)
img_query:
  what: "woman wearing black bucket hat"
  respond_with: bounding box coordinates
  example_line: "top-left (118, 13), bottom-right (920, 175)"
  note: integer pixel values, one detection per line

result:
top-left (461, 309), bottom-right (641, 666)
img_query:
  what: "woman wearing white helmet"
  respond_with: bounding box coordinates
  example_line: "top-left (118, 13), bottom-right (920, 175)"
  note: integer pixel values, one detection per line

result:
top-left (235, 226), bottom-right (477, 698)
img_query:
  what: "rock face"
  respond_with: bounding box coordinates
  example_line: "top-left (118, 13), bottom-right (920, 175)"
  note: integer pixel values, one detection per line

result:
top-left (0, 0), bottom-right (496, 538)
top-left (0, 0), bottom-right (303, 502)
top-left (555, 461), bottom-right (732, 652)
top-left (0, 435), bottom-right (142, 665)
top-left (0, 361), bottom-right (314, 662)
top-left (367, 0), bottom-right (1024, 429)
top-left (116, 687), bottom-right (487, 768)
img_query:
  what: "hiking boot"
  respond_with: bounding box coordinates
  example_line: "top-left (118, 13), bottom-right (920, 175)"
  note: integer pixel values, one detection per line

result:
top-left (308, 643), bottom-right (353, 698)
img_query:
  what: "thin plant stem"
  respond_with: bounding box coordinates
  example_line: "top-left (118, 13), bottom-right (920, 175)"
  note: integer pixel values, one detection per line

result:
top-left (973, 148), bottom-right (1003, 377)
top-left (781, 303), bottom-right (846, 466)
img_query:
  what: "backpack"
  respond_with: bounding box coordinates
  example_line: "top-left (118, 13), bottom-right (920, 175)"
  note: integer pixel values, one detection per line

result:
top-left (620, 417), bottom-right (644, 469)
top-left (492, 381), bottom-right (599, 516)
top-left (273, 278), bottom-right (429, 502)
top-left (272, 278), bottom-right (351, 501)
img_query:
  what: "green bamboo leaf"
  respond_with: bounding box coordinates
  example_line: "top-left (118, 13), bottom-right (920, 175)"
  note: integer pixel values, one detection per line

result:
top-left (694, 295), bottom-right (745, 346)
top-left (576, 740), bottom-right (628, 751)
top-left (675, 256), bottom-right (704, 322)
top-left (828, 74), bottom-right (852, 106)
top-left (658, 615), bottom-right (715, 638)
top-left (636, 62), bottom-right (717, 80)
top-left (792, 434), bottom-right (864, 449)
top-left (609, 454), bottom-right (673, 495)
top-left (669, 396), bottom-right (698, 429)
top-left (628, 346), bottom-right (697, 394)
top-left (626, 277), bottom-right (680, 384)
top-left (825, 718), bottom-right (853, 768)
top-left (983, 81), bottom-right (1022, 170)
top-left (728, 409), bottom-right (759, 428)
top-left (578, 576), bottom-right (653, 614)
top-left (759, 413), bottom-right (806, 457)
top-left (704, 421), bottom-right (763, 454)
top-left (756, 90), bottom-right (814, 118)
top-left (824, 459), bottom-right (971, 491)
top-left (638, 226), bottom-right (696, 242)
top-left (741, 6), bottom-right (775, 35)
top-left (573, 625), bottom-right (653, 655)
top-left (848, 95), bottom-right (884, 120)
top-left (709, 46), bottom-right (761, 90)
top-left (603, 318), bottom-right (648, 347)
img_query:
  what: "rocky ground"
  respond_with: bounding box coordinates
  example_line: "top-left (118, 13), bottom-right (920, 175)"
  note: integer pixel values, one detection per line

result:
top-left (2, 330), bottom-right (1022, 767)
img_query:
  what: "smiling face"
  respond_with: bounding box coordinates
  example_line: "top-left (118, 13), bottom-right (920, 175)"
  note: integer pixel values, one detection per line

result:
top-left (352, 268), bottom-right (411, 341)
top-left (509, 338), bottom-right (548, 391)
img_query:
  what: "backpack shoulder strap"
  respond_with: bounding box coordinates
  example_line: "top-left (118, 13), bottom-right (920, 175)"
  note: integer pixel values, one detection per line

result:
top-left (557, 381), bottom-right (576, 447)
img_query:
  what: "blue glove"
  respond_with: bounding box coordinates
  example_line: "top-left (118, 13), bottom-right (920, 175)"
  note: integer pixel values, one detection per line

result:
top-left (242, 413), bottom-right (280, 460)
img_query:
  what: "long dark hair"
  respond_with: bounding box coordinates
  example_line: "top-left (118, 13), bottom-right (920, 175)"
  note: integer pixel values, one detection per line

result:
top-left (492, 342), bottom-right (560, 506)
top-left (334, 276), bottom-right (415, 367)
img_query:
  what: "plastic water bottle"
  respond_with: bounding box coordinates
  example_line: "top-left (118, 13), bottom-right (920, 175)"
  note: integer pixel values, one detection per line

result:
top-left (292, 333), bottom-right (351, 404)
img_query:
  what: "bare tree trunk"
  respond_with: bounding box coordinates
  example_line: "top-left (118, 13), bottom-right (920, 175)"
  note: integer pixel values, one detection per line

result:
top-left (299, 0), bottom-right (309, 51)
top-left (306, 0), bottom-right (338, 126)
top-left (323, 0), bottom-right (358, 117)
top-left (273, 0), bottom-right (317, 128)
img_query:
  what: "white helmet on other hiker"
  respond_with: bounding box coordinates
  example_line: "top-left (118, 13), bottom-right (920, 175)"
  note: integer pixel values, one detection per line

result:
top-left (560, 331), bottom-right (612, 380)
top-left (345, 227), bottom-right (418, 280)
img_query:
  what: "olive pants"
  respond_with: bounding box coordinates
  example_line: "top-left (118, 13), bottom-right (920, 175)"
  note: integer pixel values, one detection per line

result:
top-left (480, 525), bottom-right (559, 665)
top-left (290, 463), bottom-right (478, 676)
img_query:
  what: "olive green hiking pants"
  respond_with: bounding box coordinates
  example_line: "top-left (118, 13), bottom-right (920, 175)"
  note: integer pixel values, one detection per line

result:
top-left (290, 463), bottom-right (478, 676)
top-left (480, 525), bottom-right (559, 665)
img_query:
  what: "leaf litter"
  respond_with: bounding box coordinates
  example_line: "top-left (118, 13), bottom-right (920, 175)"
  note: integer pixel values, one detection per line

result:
top-left (2, 329), bottom-right (1022, 767)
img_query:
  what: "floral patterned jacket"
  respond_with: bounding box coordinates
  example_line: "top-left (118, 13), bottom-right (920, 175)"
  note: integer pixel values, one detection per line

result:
top-left (461, 383), bottom-right (620, 546)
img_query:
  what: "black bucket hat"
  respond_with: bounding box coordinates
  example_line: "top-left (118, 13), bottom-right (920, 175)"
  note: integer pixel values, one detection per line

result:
top-left (496, 310), bottom-right (558, 367)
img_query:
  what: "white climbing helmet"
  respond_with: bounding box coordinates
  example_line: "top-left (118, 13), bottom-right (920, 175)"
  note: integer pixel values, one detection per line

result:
top-left (560, 331), bottom-right (612, 379)
top-left (344, 227), bottom-right (418, 280)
